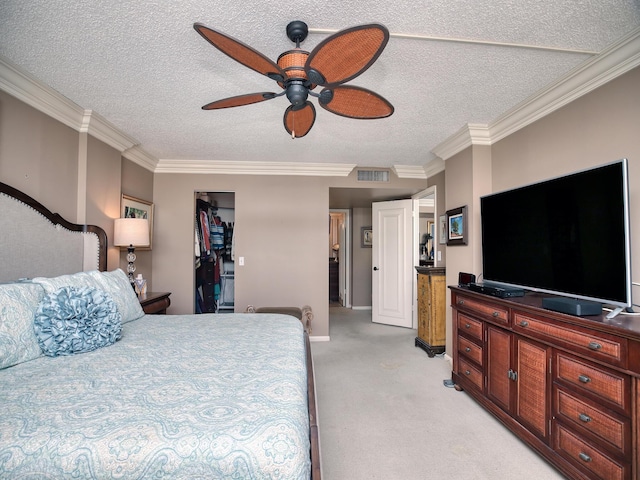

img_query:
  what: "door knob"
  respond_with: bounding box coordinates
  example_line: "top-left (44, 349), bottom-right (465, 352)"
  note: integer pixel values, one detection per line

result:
top-left (373, 267), bottom-right (379, 271)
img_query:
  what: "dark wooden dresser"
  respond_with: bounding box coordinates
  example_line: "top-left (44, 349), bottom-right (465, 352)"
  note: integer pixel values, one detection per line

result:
top-left (139, 292), bottom-right (171, 314)
top-left (450, 286), bottom-right (640, 480)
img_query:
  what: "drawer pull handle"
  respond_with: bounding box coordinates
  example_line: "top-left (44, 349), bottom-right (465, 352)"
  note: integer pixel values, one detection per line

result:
top-left (492, 311), bottom-right (500, 317)
top-left (578, 374), bottom-right (591, 384)
top-left (457, 300), bottom-right (465, 306)
top-left (465, 347), bottom-right (471, 352)
top-left (578, 452), bottom-right (592, 463)
top-left (518, 320), bottom-right (529, 327)
top-left (578, 413), bottom-right (592, 423)
top-left (465, 324), bottom-right (471, 329)
top-left (588, 341), bottom-right (602, 351)
top-left (465, 370), bottom-right (471, 376)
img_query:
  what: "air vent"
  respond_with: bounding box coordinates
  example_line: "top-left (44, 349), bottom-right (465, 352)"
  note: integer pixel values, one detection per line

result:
top-left (357, 169), bottom-right (389, 182)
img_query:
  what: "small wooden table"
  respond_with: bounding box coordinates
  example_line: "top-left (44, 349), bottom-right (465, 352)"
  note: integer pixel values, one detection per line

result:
top-left (138, 292), bottom-right (171, 314)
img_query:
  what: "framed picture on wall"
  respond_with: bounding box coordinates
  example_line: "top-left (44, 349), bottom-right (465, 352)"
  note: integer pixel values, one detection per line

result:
top-left (446, 206), bottom-right (467, 246)
top-left (121, 194), bottom-right (154, 250)
top-left (361, 226), bottom-right (373, 248)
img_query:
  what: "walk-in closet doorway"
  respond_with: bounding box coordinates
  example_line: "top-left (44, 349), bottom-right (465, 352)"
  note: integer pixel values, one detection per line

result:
top-left (195, 192), bottom-right (235, 314)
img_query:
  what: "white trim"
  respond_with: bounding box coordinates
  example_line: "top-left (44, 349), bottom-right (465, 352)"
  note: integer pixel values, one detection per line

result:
top-left (155, 159), bottom-right (357, 176)
top-left (392, 165), bottom-right (427, 179)
top-left (424, 158), bottom-right (445, 178)
top-left (432, 26), bottom-right (640, 161)
top-left (0, 55), bottom-right (141, 154)
top-left (310, 28), bottom-right (600, 55)
top-left (351, 305), bottom-right (372, 310)
top-left (123, 145), bottom-right (159, 172)
top-left (0, 55), bottom-right (84, 131)
top-left (310, 336), bottom-right (330, 342)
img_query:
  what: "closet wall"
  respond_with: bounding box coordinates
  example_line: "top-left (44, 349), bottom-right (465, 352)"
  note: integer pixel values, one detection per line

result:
top-left (195, 192), bottom-right (235, 313)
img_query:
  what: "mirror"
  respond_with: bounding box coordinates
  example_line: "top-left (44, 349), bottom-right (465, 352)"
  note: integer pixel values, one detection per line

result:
top-left (414, 186), bottom-right (436, 267)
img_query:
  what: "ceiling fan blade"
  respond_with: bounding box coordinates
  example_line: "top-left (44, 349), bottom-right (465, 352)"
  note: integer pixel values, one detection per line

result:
top-left (305, 24), bottom-right (389, 87)
top-left (194, 23), bottom-right (285, 82)
top-left (319, 85), bottom-right (394, 119)
top-left (283, 101), bottom-right (316, 138)
top-left (202, 92), bottom-right (278, 110)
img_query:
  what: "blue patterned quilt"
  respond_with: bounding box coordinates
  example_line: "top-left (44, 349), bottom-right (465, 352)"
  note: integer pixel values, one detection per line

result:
top-left (0, 314), bottom-right (311, 479)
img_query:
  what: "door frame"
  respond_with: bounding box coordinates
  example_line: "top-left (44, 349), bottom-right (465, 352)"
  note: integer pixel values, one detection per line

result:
top-left (330, 208), bottom-right (351, 307)
top-left (411, 186), bottom-right (437, 328)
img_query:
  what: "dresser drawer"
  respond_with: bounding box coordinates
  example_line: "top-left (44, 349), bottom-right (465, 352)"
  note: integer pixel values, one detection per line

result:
top-left (555, 352), bottom-right (630, 414)
top-left (554, 424), bottom-right (628, 480)
top-left (554, 387), bottom-right (630, 457)
top-left (458, 335), bottom-right (483, 366)
top-left (457, 313), bottom-right (483, 342)
top-left (513, 311), bottom-right (626, 368)
top-left (454, 294), bottom-right (509, 325)
top-left (457, 357), bottom-right (483, 391)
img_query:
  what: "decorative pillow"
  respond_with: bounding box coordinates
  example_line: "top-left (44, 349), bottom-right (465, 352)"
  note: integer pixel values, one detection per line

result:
top-left (89, 269), bottom-right (145, 323)
top-left (34, 286), bottom-right (122, 356)
top-left (32, 270), bottom-right (99, 293)
top-left (0, 282), bottom-right (45, 369)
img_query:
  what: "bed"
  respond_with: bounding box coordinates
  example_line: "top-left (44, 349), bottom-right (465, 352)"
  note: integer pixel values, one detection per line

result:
top-left (0, 181), bottom-right (321, 479)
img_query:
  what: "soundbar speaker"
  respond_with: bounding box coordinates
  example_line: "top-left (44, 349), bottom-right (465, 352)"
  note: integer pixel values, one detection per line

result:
top-left (542, 297), bottom-right (602, 316)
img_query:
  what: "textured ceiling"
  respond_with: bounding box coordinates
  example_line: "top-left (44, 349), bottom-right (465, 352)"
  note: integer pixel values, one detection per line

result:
top-left (1, 0), bottom-right (639, 170)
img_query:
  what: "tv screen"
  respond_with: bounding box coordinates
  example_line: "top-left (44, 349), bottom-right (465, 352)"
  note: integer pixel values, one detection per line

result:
top-left (480, 159), bottom-right (631, 312)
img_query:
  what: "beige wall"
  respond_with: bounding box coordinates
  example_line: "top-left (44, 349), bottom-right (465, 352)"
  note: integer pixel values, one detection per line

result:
top-left (0, 91), bottom-right (79, 221)
top-left (120, 159), bottom-right (154, 286)
top-left (0, 90), bottom-right (150, 275)
top-left (443, 66), bottom-right (640, 356)
top-left (351, 207), bottom-right (373, 307)
top-left (152, 173), bottom-right (331, 335)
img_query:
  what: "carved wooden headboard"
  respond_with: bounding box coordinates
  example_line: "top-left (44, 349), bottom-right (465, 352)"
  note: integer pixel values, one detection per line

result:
top-left (0, 182), bottom-right (107, 282)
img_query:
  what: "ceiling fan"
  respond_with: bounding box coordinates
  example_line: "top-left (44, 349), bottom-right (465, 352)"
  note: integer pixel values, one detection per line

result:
top-left (193, 20), bottom-right (394, 138)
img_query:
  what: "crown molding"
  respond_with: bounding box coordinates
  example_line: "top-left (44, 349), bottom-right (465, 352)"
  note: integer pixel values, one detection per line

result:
top-left (392, 165), bottom-right (427, 179)
top-left (0, 55), bottom-right (144, 156)
top-left (432, 26), bottom-right (640, 161)
top-left (155, 159), bottom-right (357, 176)
top-left (80, 110), bottom-right (138, 152)
top-left (423, 158), bottom-right (446, 178)
top-left (431, 124), bottom-right (491, 161)
top-left (0, 55), bottom-right (83, 131)
top-left (490, 26), bottom-right (640, 144)
top-left (122, 145), bottom-right (159, 172)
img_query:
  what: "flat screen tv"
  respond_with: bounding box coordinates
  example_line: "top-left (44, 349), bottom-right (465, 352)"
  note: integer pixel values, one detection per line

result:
top-left (480, 159), bottom-right (632, 318)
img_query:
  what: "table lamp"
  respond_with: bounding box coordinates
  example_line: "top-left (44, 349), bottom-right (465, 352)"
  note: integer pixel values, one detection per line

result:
top-left (114, 218), bottom-right (150, 285)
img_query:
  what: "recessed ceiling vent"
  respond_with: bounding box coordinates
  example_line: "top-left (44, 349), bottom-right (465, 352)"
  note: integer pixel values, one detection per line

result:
top-left (357, 169), bottom-right (389, 182)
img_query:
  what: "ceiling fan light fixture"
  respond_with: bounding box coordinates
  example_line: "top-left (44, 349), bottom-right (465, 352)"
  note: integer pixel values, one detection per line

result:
top-left (195, 20), bottom-right (393, 137)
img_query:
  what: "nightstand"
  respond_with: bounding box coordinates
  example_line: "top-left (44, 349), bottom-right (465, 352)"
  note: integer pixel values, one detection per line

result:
top-left (138, 292), bottom-right (171, 314)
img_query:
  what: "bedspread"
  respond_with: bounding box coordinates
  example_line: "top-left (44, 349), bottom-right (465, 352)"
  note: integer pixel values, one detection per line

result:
top-left (0, 314), bottom-right (311, 479)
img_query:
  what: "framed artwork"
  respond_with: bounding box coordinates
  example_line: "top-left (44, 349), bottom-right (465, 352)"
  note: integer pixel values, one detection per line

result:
top-left (438, 215), bottom-right (447, 245)
top-left (361, 226), bottom-right (373, 248)
top-left (446, 206), bottom-right (467, 246)
top-left (121, 194), bottom-right (154, 249)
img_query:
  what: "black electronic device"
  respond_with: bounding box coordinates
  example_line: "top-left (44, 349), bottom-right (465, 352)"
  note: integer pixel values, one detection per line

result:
top-left (541, 297), bottom-right (602, 316)
top-left (468, 282), bottom-right (525, 298)
top-left (480, 159), bottom-right (631, 318)
top-left (458, 272), bottom-right (476, 287)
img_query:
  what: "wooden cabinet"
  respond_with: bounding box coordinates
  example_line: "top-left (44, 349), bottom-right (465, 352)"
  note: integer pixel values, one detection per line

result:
top-left (415, 267), bottom-right (446, 357)
top-left (450, 286), bottom-right (640, 480)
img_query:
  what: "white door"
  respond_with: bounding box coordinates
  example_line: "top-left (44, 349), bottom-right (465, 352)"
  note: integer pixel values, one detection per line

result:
top-left (372, 199), bottom-right (414, 328)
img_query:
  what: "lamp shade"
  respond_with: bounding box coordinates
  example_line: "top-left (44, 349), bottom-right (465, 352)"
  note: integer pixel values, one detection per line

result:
top-left (114, 218), bottom-right (150, 247)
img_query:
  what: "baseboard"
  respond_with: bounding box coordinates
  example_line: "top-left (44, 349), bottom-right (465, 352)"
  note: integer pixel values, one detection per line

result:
top-left (310, 336), bottom-right (330, 342)
top-left (444, 353), bottom-right (453, 368)
top-left (351, 306), bottom-right (372, 310)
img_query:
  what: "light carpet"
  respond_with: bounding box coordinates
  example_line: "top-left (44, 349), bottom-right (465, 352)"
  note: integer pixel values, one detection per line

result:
top-left (310, 306), bottom-right (564, 480)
